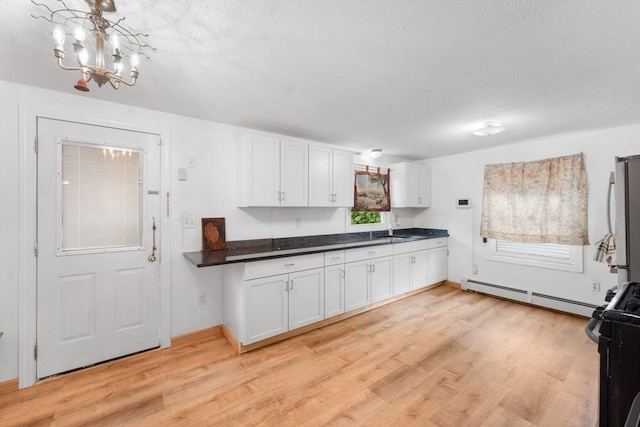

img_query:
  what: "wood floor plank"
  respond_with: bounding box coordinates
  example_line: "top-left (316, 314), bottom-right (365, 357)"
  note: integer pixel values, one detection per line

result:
top-left (0, 286), bottom-right (599, 426)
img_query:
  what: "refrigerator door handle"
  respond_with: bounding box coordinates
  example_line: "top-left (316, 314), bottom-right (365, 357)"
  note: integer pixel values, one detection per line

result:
top-left (607, 171), bottom-right (615, 233)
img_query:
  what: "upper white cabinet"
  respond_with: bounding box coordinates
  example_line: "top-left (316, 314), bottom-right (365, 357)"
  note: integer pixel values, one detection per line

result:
top-left (390, 162), bottom-right (431, 208)
top-left (237, 134), bottom-right (308, 207)
top-left (308, 145), bottom-right (354, 207)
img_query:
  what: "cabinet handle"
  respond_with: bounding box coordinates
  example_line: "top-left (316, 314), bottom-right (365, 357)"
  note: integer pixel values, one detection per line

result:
top-left (281, 191), bottom-right (285, 201)
top-left (368, 251), bottom-right (376, 256)
top-left (284, 263), bottom-right (295, 267)
top-left (276, 191), bottom-right (281, 201)
top-left (285, 280), bottom-right (289, 291)
top-left (341, 269), bottom-right (345, 278)
top-left (290, 279), bottom-right (294, 290)
top-left (372, 264), bottom-right (376, 273)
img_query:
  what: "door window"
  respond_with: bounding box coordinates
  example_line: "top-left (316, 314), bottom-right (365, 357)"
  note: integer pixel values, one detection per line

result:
top-left (59, 141), bottom-right (143, 253)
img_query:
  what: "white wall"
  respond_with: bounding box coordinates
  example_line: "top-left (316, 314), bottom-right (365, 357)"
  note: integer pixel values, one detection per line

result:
top-left (0, 80), bottom-right (405, 383)
top-left (418, 124), bottom-right (640, 306)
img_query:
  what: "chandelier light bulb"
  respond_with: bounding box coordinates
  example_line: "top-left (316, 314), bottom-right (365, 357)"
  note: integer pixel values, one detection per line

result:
top-left (52, 25), bottom-right (65, 47)
top-left (77, 47), bottom-right (89, 66)
top-left (130, 53), bottom-right (140, 69)
top-left (110, 34), bottom-right (120, 52)
top-left (73, 24), bottom-right (86, 42)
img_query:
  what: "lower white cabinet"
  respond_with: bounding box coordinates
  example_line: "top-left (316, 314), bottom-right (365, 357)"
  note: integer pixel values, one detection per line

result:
top-left (244, 268), bottom-right (324, 344)
top-left (225, 253), bottom-right (325, 345)
top-left (324, 251), bottom-right (345, 318)
top-left (344, 245), bottom-right (393, 310)
top-left (427, 237), bottom-right (448, 285)
top-left (223, 237), bottom-right (447, 348)
top-left (393, 240), bottom-right (429, 294)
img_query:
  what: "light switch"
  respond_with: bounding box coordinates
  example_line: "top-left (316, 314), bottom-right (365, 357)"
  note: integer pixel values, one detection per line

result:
top-left (178, 167), bottom-right (187, 181)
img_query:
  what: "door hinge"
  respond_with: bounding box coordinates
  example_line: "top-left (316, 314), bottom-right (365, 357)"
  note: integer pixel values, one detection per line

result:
top-left (34, 343), bottom-right (38, 360)
top-left (34, 137), bottom-right (38, 153)
top-left (34, 242), bottom-right (38, 257)
top-left (166, 191), bottom-right (170, 217)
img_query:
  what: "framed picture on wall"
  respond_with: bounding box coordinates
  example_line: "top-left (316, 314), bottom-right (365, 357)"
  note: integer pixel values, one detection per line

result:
top-left (353, 167), bottom-right (390, 211)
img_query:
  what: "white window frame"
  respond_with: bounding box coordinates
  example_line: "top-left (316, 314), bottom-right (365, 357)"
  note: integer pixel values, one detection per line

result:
top-left (487, 239), bottom-right (584, 273)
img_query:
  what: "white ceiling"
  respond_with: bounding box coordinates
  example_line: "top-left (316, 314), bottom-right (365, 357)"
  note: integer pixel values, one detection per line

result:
top-left (1, 0), bottom-right (639, 160)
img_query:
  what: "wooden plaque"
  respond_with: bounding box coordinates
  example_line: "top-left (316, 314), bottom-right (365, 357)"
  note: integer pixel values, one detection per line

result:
top-left (202, 217), bottom-right (226, 251)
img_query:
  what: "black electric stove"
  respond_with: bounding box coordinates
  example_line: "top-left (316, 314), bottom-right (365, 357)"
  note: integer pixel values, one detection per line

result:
top-left (592, 281), bottom-right (640, 427)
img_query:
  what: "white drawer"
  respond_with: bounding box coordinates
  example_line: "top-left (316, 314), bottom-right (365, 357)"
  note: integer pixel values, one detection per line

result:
top-left (392, 239), bottom-right (428, 255)
top-left (345, 244), bottom-right (393, 263)
top-left (325, 250), bottom-right (345, 266)
top-left (244, 253), bottom-right (324, 280)
top-left (428, 237), bottom-right (448, 249)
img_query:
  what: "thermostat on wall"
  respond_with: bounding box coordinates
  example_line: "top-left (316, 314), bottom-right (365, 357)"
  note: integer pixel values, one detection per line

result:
top-left (456, 199), bottom-right (472, 208)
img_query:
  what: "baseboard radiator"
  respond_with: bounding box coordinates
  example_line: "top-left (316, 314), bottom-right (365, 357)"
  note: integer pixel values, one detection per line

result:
top-left (461, 279), bottom-right (597, 317)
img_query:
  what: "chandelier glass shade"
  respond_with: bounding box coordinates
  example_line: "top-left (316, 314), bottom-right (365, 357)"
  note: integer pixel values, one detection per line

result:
top-left (31, 0), bottom-right (154, 92)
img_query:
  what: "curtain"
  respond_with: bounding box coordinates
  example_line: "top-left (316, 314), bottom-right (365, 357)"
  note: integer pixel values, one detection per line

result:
top-left (480, 153), bottom-right (589, 245)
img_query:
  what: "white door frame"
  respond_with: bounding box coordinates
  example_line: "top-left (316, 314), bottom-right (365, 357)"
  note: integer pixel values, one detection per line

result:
top-left (18, 103), bottom-right (172, 389)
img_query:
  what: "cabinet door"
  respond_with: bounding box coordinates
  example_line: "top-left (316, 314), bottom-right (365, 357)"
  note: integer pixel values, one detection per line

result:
top-left (406, 163), bottom-right (421, 207)
top-left (344, 260), bottom-right (370, 311)
top-left (324, 264), bottom-right (345, 318)
top-left (412, 250), bottom-right (428, 288)
top-left (332, 149), bottom-right (354, 207)
top-left (288, 268), bottom-right (324, 330)
top-left (308, 145), bottom-right (333, 207)
top-left (244, 274), bottom-right (288, 344)
top-left (371, 257), bottom-right (393, 303)
top-left (243, 135), bottom-right (280, 207)
top-left (280, 139), bottom-right (308, 206)
top-left (393, 252), bottom-right (412, 296)
top-left (416, 165), bottom-right (431, 207)
top-left (427, 246), bottom-right (448, 285)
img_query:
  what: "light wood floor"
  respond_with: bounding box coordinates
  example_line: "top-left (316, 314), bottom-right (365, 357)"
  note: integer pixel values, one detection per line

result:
top-left (0, 286), bottom-right (599, 427)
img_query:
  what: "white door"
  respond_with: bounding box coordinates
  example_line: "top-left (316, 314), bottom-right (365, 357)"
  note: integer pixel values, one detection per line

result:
top-left (36, 118), bottom-right (162, 379)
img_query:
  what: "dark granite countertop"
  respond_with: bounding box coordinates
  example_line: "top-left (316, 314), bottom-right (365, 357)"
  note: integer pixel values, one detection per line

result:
top-left (183, 228), bottom-right (448, 268)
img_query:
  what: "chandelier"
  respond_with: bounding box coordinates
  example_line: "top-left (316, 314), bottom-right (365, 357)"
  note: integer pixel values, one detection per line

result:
top-left (31, 0), bottom-right (155, 92)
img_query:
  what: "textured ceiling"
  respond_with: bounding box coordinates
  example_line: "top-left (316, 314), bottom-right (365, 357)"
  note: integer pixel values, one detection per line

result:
top-left (1, 0), bottom-right (639, 160)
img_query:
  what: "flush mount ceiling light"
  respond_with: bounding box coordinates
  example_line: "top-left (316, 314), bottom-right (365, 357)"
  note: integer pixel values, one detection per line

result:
top-left (473, 123), bottom-right (506, 136)
top-left (31, 0), bottom-right (155, 92)
top-left (370, 149), bottom-right (383, 158)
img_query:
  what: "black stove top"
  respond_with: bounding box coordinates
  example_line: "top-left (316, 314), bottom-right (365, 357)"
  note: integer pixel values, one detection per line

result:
top-left (603, 282), bottom-right (640, 324)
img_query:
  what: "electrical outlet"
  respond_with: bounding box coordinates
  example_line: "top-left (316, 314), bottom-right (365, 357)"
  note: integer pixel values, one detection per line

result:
top-left (472, 264), bottom-right (478, 274)
top-left (591, 280), bottom-right (600, 292)
top-left (183, 216), bottom-right (195, 229)
top-left (198, 293), bottom-right (206, 305)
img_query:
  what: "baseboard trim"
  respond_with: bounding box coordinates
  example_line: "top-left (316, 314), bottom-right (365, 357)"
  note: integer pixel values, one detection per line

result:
top-left (170, 325), bottom-right (223, 347)
top-left (0, 378), bottom-right (19, 395)
top-left (444, 280), bottom-right (461, 289)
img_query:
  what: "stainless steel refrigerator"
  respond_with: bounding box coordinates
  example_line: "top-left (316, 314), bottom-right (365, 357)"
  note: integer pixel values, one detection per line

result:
top-left (612, 154), bottom-right (640, 284)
